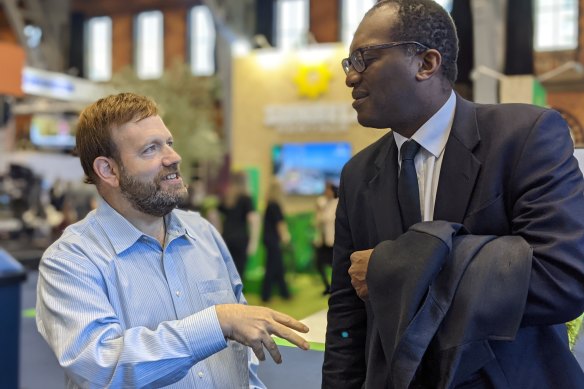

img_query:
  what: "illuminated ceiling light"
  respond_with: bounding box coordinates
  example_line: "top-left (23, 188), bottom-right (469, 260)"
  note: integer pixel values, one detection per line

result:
top-left (24, 25), bottom-right (42, 48)
top-left (297, 44), bottom-right (336, 65)
top-left (255, 49), bottom-right (285, 69)
top-left (232, 38), bottom-right (251, 57)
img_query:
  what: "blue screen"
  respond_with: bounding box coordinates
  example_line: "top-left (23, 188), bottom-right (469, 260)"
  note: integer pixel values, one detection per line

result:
top-left (273, 142), bottom-right (352, 195)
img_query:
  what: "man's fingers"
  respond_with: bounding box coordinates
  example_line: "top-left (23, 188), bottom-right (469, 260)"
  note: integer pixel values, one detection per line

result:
top-left (269, 323), bottom-right (310, 350)
top-left (268, 310), bottom-right (310, 350)
top-left (220, 305), bottom-right (311, 362)
top-left (251, 340), bottom-right (266, 362)
top-left (262, 337), bottom-right (283, 364)
top-left (271, 311), bottom-right (309, 333)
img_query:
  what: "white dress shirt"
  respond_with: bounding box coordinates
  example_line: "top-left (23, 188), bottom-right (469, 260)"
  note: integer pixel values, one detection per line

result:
top-left (393, 90), bottom-right (456, 222)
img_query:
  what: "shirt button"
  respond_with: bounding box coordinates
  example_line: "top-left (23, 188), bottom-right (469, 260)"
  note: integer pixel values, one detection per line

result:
top-left (176, 290), bottom-right (181, 296)
top-left (198, 371), bottom-right (204, 378)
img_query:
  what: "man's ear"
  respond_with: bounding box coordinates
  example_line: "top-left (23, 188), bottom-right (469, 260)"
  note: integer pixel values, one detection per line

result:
top-left (416, 49), bottom-right (442, 81)
top-left (93, 157), bottom-right (120, 188)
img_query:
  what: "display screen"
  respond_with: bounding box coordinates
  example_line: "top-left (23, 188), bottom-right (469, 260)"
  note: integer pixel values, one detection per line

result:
top-left (30, 113), bottom-right (77, 150)
top-left (272, 142), bottom-right (352, 195)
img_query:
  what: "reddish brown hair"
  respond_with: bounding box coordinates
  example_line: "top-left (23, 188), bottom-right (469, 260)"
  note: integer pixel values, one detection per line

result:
top-left (75, 92), bottom-right (158, 184)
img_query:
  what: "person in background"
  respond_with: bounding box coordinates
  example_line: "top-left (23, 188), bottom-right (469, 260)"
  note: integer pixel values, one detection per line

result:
top-left (181, 177), bottom-right (223, 232)
top-left (313, 182), bottom-right (338, 295)
top-left (49, 178), bottom-right (66, 211)
top-left (261, 180), bottom-right (291, 302)
top-left (323, 1), bottom-right (584, 388)
top-left (219, 171), bottom-right (260, 279)
top-left (36, 92), bottom-right (309, 389)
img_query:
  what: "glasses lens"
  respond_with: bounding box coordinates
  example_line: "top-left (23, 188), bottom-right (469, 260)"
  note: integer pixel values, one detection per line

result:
top-left (342, 58), bottom-right (351, 74)
top-left (350, 51), bottom-right (365, 73)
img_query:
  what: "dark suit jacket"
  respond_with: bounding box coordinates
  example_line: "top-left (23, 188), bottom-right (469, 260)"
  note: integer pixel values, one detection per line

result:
top-left (323, 95), bottom-right (584, 388)
top-left (368, 221), bottom-right (532, 389)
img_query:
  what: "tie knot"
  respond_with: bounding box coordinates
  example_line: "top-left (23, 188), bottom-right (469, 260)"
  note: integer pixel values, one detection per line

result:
top-left (400, 140), bottom-right (420, 162)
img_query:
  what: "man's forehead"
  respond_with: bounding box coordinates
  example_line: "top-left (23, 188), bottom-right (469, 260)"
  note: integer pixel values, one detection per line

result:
top-left (118, 115), bottom-right (162, 130)
top-left (350, 6), bottom-right (399, 52)
top-left (114, 116), bottom-right (169, 142)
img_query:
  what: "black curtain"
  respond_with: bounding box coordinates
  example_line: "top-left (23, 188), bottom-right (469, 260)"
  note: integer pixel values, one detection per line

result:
top-left (69, 12), bottom-right (85, 78)
top-left (450, 0), bottom-right (473, 84)
top-left (255, 0), bottom-right (275, 47)
top-left (450, 0), bottom-right (534, 84)
top-left (505, 0), bottom-right (533, 74)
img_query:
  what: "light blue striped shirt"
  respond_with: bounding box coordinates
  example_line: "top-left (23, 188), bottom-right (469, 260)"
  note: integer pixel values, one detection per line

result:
top-left (36, 199), bottom-right (265, 388)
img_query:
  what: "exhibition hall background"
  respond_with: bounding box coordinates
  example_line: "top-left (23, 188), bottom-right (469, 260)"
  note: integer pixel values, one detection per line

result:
top-left (1, 0), bottom-right (584, 388)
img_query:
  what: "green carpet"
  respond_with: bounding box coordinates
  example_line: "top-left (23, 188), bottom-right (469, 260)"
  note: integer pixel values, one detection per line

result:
top-left (244, 273), bottom-right (329, 320)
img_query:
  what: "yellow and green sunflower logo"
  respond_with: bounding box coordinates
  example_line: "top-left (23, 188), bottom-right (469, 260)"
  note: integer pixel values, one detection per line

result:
top-left (294, 63), bottom-right (332, 99)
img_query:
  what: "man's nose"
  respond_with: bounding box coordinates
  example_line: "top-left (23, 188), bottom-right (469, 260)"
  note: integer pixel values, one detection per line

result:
top-left (345, 68), bottom-right (361, 88)
top-left (163, 145), bottom-right (181, 166)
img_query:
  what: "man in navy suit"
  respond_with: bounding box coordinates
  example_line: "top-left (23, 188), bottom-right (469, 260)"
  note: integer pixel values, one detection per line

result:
top-left (323, 1), bottom-right (584, 388)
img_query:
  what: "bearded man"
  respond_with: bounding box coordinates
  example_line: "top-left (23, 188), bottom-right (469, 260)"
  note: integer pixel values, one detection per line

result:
top-left (36, 93), bottom-right (309, 389)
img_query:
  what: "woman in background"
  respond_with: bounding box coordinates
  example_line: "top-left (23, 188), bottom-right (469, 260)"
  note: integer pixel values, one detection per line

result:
top-left (218, 171), bottom-right (260, 278)
top-left (261, 180), bottom-right (291, 302)
top-left (314, 182), bottom-right (338, 295)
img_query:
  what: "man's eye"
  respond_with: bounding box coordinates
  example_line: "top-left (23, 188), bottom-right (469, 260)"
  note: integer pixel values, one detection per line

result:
top-left (363, 55), bottom-right (376, 63)
top-left (144, 145), bottom-right (157, 153)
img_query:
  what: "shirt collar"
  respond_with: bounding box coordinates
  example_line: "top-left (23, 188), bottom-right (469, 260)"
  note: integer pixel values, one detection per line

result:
top-left (394, 90), bottom-right (456, 158)
top-left (165, 209), bottom-right (197, 241)
top-left (95, 199), bottom-right (191, 254)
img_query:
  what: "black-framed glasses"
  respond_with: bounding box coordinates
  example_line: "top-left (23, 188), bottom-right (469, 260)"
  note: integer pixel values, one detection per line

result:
top-left (341, 41), bottom-right (430, 75)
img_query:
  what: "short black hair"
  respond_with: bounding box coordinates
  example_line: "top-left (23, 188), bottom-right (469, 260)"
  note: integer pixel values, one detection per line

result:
top-left (368, 0), bottom-right (459, 84)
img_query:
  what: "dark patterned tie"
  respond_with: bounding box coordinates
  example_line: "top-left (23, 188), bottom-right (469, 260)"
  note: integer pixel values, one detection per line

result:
top-left (398, 140), bottom-right (421, 230)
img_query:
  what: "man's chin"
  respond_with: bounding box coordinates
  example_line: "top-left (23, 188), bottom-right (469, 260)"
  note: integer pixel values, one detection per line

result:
top-left (143, 199), bottom-right (182, 217)
top-left (131, 192), bottom-right (188, 217)
top-left (357, 114), bottom-right (386, 129)
top-left (162, 184), bottom-right (188, 199)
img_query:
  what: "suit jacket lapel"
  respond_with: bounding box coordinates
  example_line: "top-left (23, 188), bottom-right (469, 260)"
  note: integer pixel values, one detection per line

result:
top-left (434, 95), bottom-right (482, 223)
top-left (366, 131), bottom-right (404, 242)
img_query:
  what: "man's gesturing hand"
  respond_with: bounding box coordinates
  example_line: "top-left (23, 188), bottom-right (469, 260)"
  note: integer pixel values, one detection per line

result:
top-left (349, 249), bottom-right (374, 300)
top-left (215, 305), bottom-right (310, 364)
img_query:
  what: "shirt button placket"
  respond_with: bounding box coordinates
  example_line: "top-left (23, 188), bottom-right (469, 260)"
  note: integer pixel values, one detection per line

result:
top-left (196, 368), bottom-right (211, 386)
